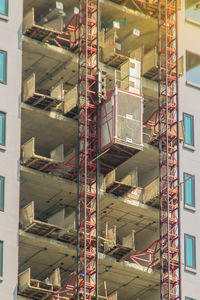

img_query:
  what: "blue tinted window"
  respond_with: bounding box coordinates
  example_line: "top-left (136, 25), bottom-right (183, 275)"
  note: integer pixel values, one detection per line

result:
top-left (185, 0), bottom-right (200, 25)
top-left (0, 176), bottom-right (4, 211)
top-left (0, 241), bottom-right (3, 276)
top-left (184, 173), bottom-right (195, 207)
top-left (0, 0), bottom-right (8, 16)
top-left (184, 234), bottom-right (196, 269)
top-left (0, 112), bottom-right (5, 146)
top-left (183, 113), bottom-right (194, 146)
top-left (186, 51), bottom-right (200, 87)
top-left (0, 51), bottom-right (7, 84)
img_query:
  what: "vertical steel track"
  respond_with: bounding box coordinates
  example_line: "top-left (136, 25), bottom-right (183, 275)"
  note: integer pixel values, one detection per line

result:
top-left (77, 0), bottom-right (99, 299)
top-left (158, 0), bottom-right (181, 299)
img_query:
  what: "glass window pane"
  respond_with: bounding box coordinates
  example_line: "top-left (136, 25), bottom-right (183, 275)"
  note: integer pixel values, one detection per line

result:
top-left (184, 173), bottom-right (194, 207)
top-left (185, 235), bottom-right (195, 269)
top-left (185, 0), bottom-right (200, 25)
top-left (0, 51), bottom-right (6, 83)
top-left (0, 112), bottom-right (5, 146)
top-left (0, 0), bottom-right (7, 15)
top-left (0, 241), bottom-right (3, 277)
top-left (184, 113), bottom-right (194, 146)
top-left (186, 51), bottom-right (200, 87)
top-left (0, 176), bottom-right (4, 211)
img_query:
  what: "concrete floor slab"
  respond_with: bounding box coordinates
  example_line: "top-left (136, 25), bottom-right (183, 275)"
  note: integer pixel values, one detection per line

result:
top-left (20, 166), bottom-right (77, 219)
top-left (117, 143), bottom-right (159, 187)
top-left (101, 192), bottom-right (159, 239)
top-left (23, 0), bottom-right (157, 52)
top-left (19, 230), bottom-right (159, 299)
top-left (23, 36), bottom-right (78, 91)
top-left (20, 165), bottom-right (159, 240)
top-left (21, 103), bottom-right (77, 156)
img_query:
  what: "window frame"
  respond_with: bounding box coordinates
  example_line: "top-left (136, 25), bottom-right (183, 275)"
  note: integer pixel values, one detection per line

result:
top-left (0, 240), bottom-right (3, 277)
top-left (185, 297), bottom-right (196, 300)
top-left (0, 176), bottom-right (5, 211)
top-left (185, 0), bottom-right (200, 28)
top-left (0, 112), bottom-right (6, 147)
top-left (183, 113), bottom-right (194, 148)
top-left (0, 0), bottom-right (8, 17)
top-left (186, 51), bottom-right (200, 89)
top-left (0, 50), bottom-right (7, 84)
top-left (184, 234), bottom-right (196, 271)
top-left (183, 172), bottom-right (195, 209)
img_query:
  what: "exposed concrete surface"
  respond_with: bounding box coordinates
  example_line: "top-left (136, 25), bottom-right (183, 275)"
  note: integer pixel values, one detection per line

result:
top-left (19, 230), bottom-right (159, 299)
top-left (21, 103), bottom-right (77, 156)
top-left (117, 143), bottom-right (159, 187)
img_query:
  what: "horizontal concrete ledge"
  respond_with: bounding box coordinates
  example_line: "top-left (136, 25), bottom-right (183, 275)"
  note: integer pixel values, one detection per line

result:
top-left (24, 0), bottom-right (158, 23)
top-left (18, 296), bottom-right (30, 300)
top-left (20, 165), bottom-right (159, 225)
top-left (101, 192), bottom-right (159, 222)
top-left (23, 33), bottom-right (158, 99)
top-left (21, 103), bottom-right (77, 156)
top-left (23, 35), bottom-right (77, 63)
top-left (23, 36), bottom-right (78, 90)
top-left (20, 166), bottom-right (77, 216)
top-left (99, 252), bottom-right (159, 280)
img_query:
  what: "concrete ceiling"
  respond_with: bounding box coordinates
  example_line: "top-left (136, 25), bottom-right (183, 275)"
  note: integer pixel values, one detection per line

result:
top-left (117, 143), bottom-right (158, 186)
top-left (101, 0), bottom-right (157, 52)
top-left (23, 36), bottom-right (78, 91)
top-left (20, 166), bottom-right (77, 219)
top-left (23, 0), bottom-right (157, 53)
top-left (185, 0), bottom-right (200, 10)
top-left (21, 103), bottom-right (77, 157)
top-left (19, 230), bottom-right (160, 299)
top-left (101, 193), bottom-right (159, 240)
top-left (20, 165), bottom-right (159, 229)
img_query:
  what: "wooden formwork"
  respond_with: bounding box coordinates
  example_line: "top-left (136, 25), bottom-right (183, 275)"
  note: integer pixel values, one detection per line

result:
top-left (142, 47), bottom-right (158, 80)
top-left (23, 74), bottom-right (64, 111)
top-left (143, 177), bottom-right (159, 208)
top-left (18, 268), bottom-right (61, 299)
top-left (102, 33), bottom-right (128, 68)
top-left (23, 8), bottom-right (62, 43)
top-left (100, 143), bottom-right (141, 175)
top-left (106, 230), bottom-right (136, 260)
top-left (20, 202), bottom-right (63, 238)
top-left (125, 187), bottom-right (143, 202)
top-left (63, 85), bottom-right (78, 118)
top-left (105, 169), bottom-right (137, 196)
top-left (149, 120), bottom-right (184, 147)
top-left (104, 225), bottom-right (136, 260)
top-left (58, 211), bottom-right (77, 244)
top-left (105, 245), bottom-right (135, 260)
top-left (142, 47), bottom-right (184, 80)
top-left (20, 202), bottom-right (81, 244)
top-left (21, 137), bottom-right (64, 172)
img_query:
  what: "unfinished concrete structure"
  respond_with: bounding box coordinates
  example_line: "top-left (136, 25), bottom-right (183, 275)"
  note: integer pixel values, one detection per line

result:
top-left (0, 0), bottom-right (199, 299)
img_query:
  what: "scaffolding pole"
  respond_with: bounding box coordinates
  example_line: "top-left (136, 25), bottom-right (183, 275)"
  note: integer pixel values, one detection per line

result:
top-left (158, 0), bottom-right (181, 299)
top-left (77, 0), bottom-right (99, 299)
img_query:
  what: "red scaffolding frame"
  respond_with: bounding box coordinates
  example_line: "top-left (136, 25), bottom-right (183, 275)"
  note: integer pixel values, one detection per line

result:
top-left (77, 0), bottom-right (99, 299)
top-left (51, 0), bottom-right (181, 299)
top-left (158, 0), bottom-right (181, 299)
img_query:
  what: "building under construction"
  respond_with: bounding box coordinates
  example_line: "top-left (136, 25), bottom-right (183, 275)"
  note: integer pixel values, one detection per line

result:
top-left (0, 0), bottom-right (199, 299)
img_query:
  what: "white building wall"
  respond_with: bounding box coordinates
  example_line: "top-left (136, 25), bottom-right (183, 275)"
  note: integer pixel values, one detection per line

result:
top-left (178, 0), bottom-right (200, 298)
top-left (0, 0), bottom-right (22, 298)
